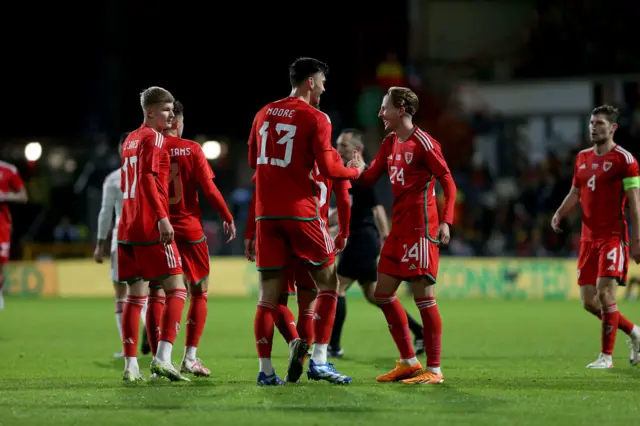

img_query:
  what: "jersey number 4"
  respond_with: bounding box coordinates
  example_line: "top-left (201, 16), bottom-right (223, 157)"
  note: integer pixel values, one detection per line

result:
top-left (122, 155), bottom-right (138, 199)
top-left (257, 122), bottom-right (296, 168)
top-left (587, 174), bottom-right (596, 191)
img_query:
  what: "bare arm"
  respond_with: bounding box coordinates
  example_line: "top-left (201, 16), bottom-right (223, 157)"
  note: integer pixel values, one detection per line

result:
top-left (551, 186), bottom-right (580, 232)
top-left (627, 187), bottom-right (640, 242)
top-left (372, 205), bottom-right (389, 240)
top-left (0, 188), bottom-right (27, 203)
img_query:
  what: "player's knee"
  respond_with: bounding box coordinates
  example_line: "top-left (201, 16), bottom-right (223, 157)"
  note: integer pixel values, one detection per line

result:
top-left (189, 278), bottom-right (209, 295)
top-left (311, 264), bottom-right (338, 291)
top-left (278, 292), bottom-right (289, 306)
top-left (162, 273), bottom-right (186, 292)
top-left (581, 298), bottom-right (600, 314)
top-left (127, 279), bottom-right (147, 296)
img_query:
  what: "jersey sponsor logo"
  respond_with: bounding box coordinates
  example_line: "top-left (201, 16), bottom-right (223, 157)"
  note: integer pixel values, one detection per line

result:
top-left (592, 163), bottom-right (599, 169)
top-left (404, 152), bottom-right (413, 164)
top-left (603, 161), bottom-right (612, 172)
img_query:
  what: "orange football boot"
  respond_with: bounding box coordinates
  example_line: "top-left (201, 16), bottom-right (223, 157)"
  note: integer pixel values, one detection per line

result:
top-left (401, 369), bottom-right (444, 384)
top-left (376, 360), bottom-right (423, 382)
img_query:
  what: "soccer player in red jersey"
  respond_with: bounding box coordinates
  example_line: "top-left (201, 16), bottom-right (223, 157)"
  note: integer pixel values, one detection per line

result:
top-left (0, 161), bottom-right (27, 311)
top-left (247, 57), bottom-right (364, 385)
top-left (350, 87), bottom-right (456, 385)
top-left (153, 100), bottom-right (236, 377)
top-left (117, 87), bottom-right (189, 382)
top-left (552, 105), bottom-right (640, 368)
top-left (244, 149), bottom-right (352, 383)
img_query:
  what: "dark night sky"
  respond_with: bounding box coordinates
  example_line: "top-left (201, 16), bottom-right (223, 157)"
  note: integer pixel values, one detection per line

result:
top-left (4, 1), bottom-right (408, 142)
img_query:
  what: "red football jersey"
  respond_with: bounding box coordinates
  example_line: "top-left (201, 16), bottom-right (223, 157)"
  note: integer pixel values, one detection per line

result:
top-left (248, 96), bottom-right (336, 220)
top-left (362, 127), bottom-right (450, 239)
top-left (118, 124), bottom-right (170, 244)
top-left (166, 136), bottom-right (215, 242)
top-left (0, 161), bottom-right (24, 230)
top-left (572, 145), bottom-right (639, 241)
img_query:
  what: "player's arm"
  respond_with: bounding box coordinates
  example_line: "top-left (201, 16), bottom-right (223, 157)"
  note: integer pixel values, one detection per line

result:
top-left (313, 115), bottom-right (361, 180)
top-left (95, 177), bottom-right (117, 260)
top-left (357, 141), bottom-right (389, 187)
top-left (244, 187), bottom-right (257, 261)
top-left (138, 134), bottom-right (170, 237)
top-left (334, 180), bottom-right (351, 239)
top-left (327, 207), bottom-right (338, 227)
top-left (551, 159), bottom-right (581, 233)
top-left (373, 206), bottom-right (389, 241)
top-left (0, 170), bottom-right (27, 203)
top-left (195, 145), bottom-right (234, 223)
top-left (421, 144), bottom-right (456, 227)
top-left (247, 114), bottom-right (258, 170)
top-left (623, 160), bottom-right (640, 263)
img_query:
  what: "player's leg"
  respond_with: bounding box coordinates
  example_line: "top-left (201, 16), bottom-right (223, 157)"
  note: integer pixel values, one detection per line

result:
top-left (112, 279), bottom-right (127, 358)
top-left (293, 219), bottom-right (350, 384)
top-left (145, 282), bottom-right (165, 356)
top-left (117, 244), bottom-right (147, 382)
top-left (401, 276), bottom-right (444, 384)
top-left (296, 287), bottom-right (317, 343)
top-left (0, 240), bottom-right (11, 311)
top-left (179, 241), bottom-right (212, 377)
top-left (274, 263), bottom-right (299, 345)
top-left (327, 274), bottom-right (354, 357)
top-left (134, 242), bottom-right (189, 381)
top-left (254, 220), bottom-right (288, 385)
top-left (373, 235), bottom-right (422, 382)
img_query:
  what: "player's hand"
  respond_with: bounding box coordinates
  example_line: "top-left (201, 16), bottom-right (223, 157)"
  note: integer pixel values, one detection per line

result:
top-left (224, 221), bottom-right (236, 243)
top-left (334, 234), bottom-right (347, 254)
top-left (436, 223), bottom-right (451, 246)
top-left (632, 239), bottom-right (640, 264)
top-left (380, 233), bottom-right (388, 246)
top-left (93, 244), bottom-right (104, 264)
top-left (244, 238), bottom-right (256, 262)
top-left (157, 217), bottom-right (174, 244)
top-left (347, 151), bottom-right (365, 178)
top-left (551, 213), bottom-right (563, 233)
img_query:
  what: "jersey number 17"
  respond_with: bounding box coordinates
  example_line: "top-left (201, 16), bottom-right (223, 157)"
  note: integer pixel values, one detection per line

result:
top-left (257, 122), bottom-right (296, 168)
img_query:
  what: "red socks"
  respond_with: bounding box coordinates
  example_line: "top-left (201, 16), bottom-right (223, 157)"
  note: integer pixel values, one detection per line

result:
top-left (146, 295), bottom-right (165, 355)
top-left (374, 293), bottom-right (415, 359)
top-left (274, 304), bottom-right (298, 344)
top-left (255, 301), bottom-right (276, 358)
top-left (297, 290), bottom-right (316, 343)
top-left (160, 289), bottom-right (187, 345)
top-left (415, 296), bottom-right (442, 368)
top-left (186, 291), bottom-right (208, 348)
top-left (602, 303), bottom-right (620, 355)
top-left (588, 308), bottom-right (634, 335)
top-left (313, 291), bottom-right (338, 344)
top-left (122, 295), bottom-right (147, 357)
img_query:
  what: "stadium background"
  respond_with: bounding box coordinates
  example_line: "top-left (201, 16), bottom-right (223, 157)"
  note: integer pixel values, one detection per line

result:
top-left (4, 0), bottom-right (640, 300)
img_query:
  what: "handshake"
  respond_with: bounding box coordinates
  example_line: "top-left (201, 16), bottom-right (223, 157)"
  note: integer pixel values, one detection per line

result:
top-left (346, 151), bottom-right (365, 178)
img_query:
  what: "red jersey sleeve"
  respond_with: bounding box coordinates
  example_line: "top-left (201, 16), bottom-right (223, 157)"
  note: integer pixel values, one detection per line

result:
top-left (334, 178), bottom-right (351, 238)
top-left (248, 113), bottom-right (259, 169)
top-left (195, 146), bottom-right (233, 223)
top-left (139, 132), bottom-right (167, 222)
top-left (245, 189), bottom-right (257, 239)
top-left (572, 154), bottom-right (581, 188)
top-left (312, 113), bottom-right (359, 179)
top-left (9, 169), bottom-right (24, 191)
top-left (139, 132), bottom-right (162, 175)
top-left (359, 137), bottom-right (390, 186)
top-left (420, 142), bottom-right (450, 178)
top-left (622, 154), bottom-right (640, 179)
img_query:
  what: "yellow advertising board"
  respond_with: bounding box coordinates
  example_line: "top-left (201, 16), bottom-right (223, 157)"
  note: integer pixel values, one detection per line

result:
top-left (4, 262), bottom-right (58, 297)
top-left (7, 256), bottom-right (640, 300)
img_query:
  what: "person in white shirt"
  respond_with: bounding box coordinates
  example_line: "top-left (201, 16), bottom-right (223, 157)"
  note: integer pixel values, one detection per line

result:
top-left (93, 134), bottom-right (149, 357)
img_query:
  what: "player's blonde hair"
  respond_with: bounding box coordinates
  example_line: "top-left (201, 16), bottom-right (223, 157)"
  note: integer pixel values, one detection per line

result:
top-left (140, 86), bottom-right (174, 109)
top-left (387, 87), bottom-right (419, 117)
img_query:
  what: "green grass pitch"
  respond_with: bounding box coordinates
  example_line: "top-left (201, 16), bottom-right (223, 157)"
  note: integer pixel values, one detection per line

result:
top-left (1, 297), bottom-right (640, 425)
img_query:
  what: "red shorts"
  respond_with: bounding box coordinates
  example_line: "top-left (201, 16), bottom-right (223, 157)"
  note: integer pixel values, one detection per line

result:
top-left (0, 227), bottom-right (10, 264)
top-left (282, 259), bottom-right (317, 294)
top-left (117, 242), bottom-right (183, 282)
top-left (255, 218), bottom-right (335, 271)
top-left (378, 234), bottom-right (439, 282)
top-left (177, 240), bottom-right (210, 285)
top-left (577, 239), bottom-right (628, 286)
